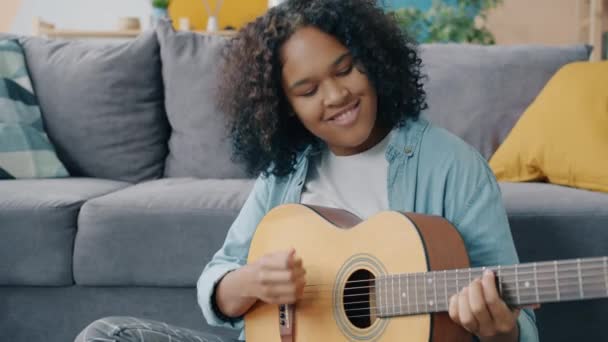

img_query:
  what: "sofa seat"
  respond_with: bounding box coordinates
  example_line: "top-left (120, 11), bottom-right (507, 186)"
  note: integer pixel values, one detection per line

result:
top-left (74, 178), bottom-right (254, 286)
top-left (499, 182), bottom-right (608, 262)
top-left (0, 178), bottom-right (130, 285)
top-left (499, 182), bottom-right (608, 342)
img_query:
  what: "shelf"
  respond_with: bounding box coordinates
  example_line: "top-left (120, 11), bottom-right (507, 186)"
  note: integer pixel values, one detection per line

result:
top-left (40, 29), bottom-right (142, 39)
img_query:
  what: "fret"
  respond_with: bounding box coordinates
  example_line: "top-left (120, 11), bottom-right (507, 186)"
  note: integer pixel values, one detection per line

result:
top-left (472, 267), bottom-right (484, 280)
top-left (515, 265), bottom-right (521, 305)
top-left (554, 261), bottom-right (560, 301)
top-left (394, 274), bottom-right (398, 315)
top-left (391, 274), bottom-right (395, 316)
top-left (604, 257), bottom-right (608, 296)
top-left (558, 261), bottom-right (580, 300)
top-left (577, 259), bottom-right (584, 298)
top-left (414, 272), bottom-right (419, 313)
top-left (375, 277), bottom-right (382, 317)
top-left (581, 259), bottom-right (604, 299)
top-left (385, 274), bottom-right (389, 316)
top-left (379, 276), bottom-right (385, 317)
top-left (398, 272), bottom-right (403, 315)
top-left (422, 273), bottom-right (428, 313)
top-left (433, 271), bottom-right (438, 313)
top-left (497, 265), bottom-right (503, 296)
top-left (533, 262), bottom-right (540, 303)
top-left (498, 266), bottom-right (516, 305)
top-left (443, 270), bottom-right (448, 311)
top-left (515, 263), bottom-right (535, 304)
top-left (406, 273), bottom-right (411, 315)
top-left (455, 269), bottom-right (459, 293)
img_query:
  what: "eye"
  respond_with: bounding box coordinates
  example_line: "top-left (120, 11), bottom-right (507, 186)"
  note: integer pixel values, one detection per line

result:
top-left (336, 64), bottom-right (353, 76)
top-left (301, 87), bottom-right (318, 97)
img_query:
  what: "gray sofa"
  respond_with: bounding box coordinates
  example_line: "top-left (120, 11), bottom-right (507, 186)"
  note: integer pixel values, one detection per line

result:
top-left (1, 21), bottom-right (607, 342)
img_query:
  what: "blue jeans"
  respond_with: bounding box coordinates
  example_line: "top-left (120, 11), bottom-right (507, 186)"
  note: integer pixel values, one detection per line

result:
top-left (74, 316), bottom-right (235, 342)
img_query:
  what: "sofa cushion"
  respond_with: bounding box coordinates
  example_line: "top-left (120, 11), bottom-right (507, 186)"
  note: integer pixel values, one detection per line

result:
top-left (0, 39), bottom-right (68, 179)
top-left (74, 178), bottom-right (254, 286)
top-left (500, 182), bottom-right (608, 262)
top-left (18, 31), bottom-right (169, 183)
top-left (490, 61), bottom-right (608, 193)
top-left (0, 178), bottom-right (129, 285)
top-left (156, 20), bottom-right (248, 179)
top-left (420, 44), bottom-right (591, 159)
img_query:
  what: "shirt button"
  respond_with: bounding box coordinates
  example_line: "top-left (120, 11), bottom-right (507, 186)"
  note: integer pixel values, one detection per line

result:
top-left (404, 147), bottom-right (413, 154)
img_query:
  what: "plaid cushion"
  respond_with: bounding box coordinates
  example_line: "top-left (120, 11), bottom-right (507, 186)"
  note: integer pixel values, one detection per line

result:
top-left (0, 39), bottom-right (68, 179)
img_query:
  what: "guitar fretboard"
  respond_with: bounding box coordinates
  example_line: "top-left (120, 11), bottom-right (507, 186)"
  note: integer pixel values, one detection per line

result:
top-left (374, 256), bottom-right (608, 317)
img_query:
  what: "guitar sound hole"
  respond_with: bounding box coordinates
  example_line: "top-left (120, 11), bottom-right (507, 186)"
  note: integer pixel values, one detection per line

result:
top-left (343, 269), bottom-right (375, 329)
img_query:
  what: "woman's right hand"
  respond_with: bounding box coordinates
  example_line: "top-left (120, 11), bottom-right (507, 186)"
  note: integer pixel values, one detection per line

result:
top-left (250, 248), bottom-right (306, 304)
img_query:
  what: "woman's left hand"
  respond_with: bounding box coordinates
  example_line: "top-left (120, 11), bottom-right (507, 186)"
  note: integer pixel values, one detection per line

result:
top-left (448, 269), bottom-right (536, 342)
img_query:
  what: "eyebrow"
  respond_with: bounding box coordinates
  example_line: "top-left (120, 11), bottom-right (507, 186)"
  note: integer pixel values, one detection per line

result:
top-left (288, 52), bottom-right (352, 91)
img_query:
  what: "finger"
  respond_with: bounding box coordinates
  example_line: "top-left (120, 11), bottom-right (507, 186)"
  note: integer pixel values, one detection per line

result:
top-left (258, 268), bottom-right (306, 284)
top-left (263, 294), bottom-right (298, 305)
top-left (276, 295), bottom-right (298, 304)
top-left (291, 256), bottom-right (303, 271)
top-left (271, 283), bottom-right (301, 297)
top-left (481, 270), bottom-right (519, 333)
top-left (481, 270), bottom-right (515, 320)
top-left (262, 250), bottom-right (295, 270)
top-left (468, 279), bottom-right (494, 336)
top-left (265, 281), bottom-right (306, 304)
top-left (448, 294), bottom-right (460, 324)
top-left (286, 248), bottom-right (297, 268)
top-left (458, 287), bottom-right (479, 333)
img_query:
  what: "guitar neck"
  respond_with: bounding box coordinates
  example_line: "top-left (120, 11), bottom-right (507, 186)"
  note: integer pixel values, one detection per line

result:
top-left (375, 256), bottom-right (608, 318)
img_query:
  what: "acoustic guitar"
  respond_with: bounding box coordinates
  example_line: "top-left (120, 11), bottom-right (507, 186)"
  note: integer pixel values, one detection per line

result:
top-left (244, 204), bottom-right (608, 341)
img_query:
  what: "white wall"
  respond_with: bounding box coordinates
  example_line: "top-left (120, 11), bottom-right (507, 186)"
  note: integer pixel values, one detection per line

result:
top-left (9, 0), bottom-right (153, 35)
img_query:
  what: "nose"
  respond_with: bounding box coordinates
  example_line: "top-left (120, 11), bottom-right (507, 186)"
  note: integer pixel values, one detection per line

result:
top-left (322, 78), bottom-right (350, 107)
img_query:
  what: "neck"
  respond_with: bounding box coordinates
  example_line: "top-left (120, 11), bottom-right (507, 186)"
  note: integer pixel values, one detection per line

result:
top-left (374, 256), bottom-right (608, 318)
top-left (330, 123), bottom-right (391, 156)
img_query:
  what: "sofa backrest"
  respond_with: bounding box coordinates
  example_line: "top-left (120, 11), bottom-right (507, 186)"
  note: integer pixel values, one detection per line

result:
top-left (156, 20), bottom-right (249, 179)
top-left (155, 26), bottom-right (591, 178)
top-left (420, 43), bottom-right (591, 159)
top-left (17, 31), bottom-right (169, 183)
top-left (4, 28), bottom-right (591, 181)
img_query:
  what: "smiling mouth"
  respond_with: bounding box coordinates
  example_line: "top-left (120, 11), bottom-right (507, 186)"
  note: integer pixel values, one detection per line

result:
top-left (326, 99), bottom-right (361, 126)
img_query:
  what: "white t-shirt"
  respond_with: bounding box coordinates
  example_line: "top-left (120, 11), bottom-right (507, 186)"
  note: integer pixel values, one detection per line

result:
top-left (300, 132), bottom-right (392, 219)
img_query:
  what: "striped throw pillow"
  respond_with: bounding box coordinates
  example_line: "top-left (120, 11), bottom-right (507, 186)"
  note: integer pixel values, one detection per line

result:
top-left (0, 39), bottom-right (68, 179)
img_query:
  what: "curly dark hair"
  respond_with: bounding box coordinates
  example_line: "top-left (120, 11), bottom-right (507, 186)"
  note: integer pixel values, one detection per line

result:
top-left (217, 0), bottom-right (427, 178)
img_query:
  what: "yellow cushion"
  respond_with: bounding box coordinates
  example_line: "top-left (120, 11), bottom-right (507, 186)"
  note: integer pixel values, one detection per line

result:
top-left (489, 61), bottom-right (608, 193)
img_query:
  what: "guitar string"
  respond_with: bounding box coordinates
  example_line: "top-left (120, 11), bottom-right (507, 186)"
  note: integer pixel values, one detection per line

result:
top-left (298, 285), bottom-right (608, 317)
top-left (300, 280), bottom-right (608, 298)
top-left (300, 261), bottom-right (608, 288)
top-left (304, 272), bottom-right (608, 292)
top-left (300, 272), bottom-right (608, 293)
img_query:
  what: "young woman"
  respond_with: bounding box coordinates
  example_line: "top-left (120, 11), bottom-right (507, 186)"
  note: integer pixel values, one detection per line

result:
top-left (76, 1), bottom-right (538, 341)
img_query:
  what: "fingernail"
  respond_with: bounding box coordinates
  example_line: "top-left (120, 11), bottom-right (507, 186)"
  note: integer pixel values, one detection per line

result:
top-left (484, 269), bottom-right (493, 276)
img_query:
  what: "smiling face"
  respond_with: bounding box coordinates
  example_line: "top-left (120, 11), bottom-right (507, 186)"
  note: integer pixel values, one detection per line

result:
top-left (280, 26), bottom-right (388, 156)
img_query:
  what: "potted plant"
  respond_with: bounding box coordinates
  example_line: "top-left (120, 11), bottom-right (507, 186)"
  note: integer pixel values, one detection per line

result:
top-left (391, 0), bottom-right (502, 44)
top-left (151, 0), bottom-right (171, 19)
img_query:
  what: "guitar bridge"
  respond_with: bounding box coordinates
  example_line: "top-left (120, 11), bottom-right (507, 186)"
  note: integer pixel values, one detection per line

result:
top-left (279, 304), bottom-right (294, 341)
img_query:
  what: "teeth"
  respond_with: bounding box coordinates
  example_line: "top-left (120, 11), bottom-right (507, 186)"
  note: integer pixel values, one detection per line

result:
top-left (333, 106), bottom-right (356, 121)
top-left (336, 110), bottom-right (352, 120)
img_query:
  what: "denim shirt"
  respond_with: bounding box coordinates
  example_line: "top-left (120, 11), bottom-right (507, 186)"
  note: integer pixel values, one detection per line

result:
top-left (197, 118), bottom-right (539, 342)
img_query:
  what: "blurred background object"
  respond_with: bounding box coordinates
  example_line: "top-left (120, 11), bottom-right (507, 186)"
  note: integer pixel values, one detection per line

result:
top-left (390, 0), bottom-right (502, 45)
top-left (1, 0), bottom-right (607, 59)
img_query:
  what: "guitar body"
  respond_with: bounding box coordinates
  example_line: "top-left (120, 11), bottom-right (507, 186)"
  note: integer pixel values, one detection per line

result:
top-left (245, 204), bottom-right (471, 342)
